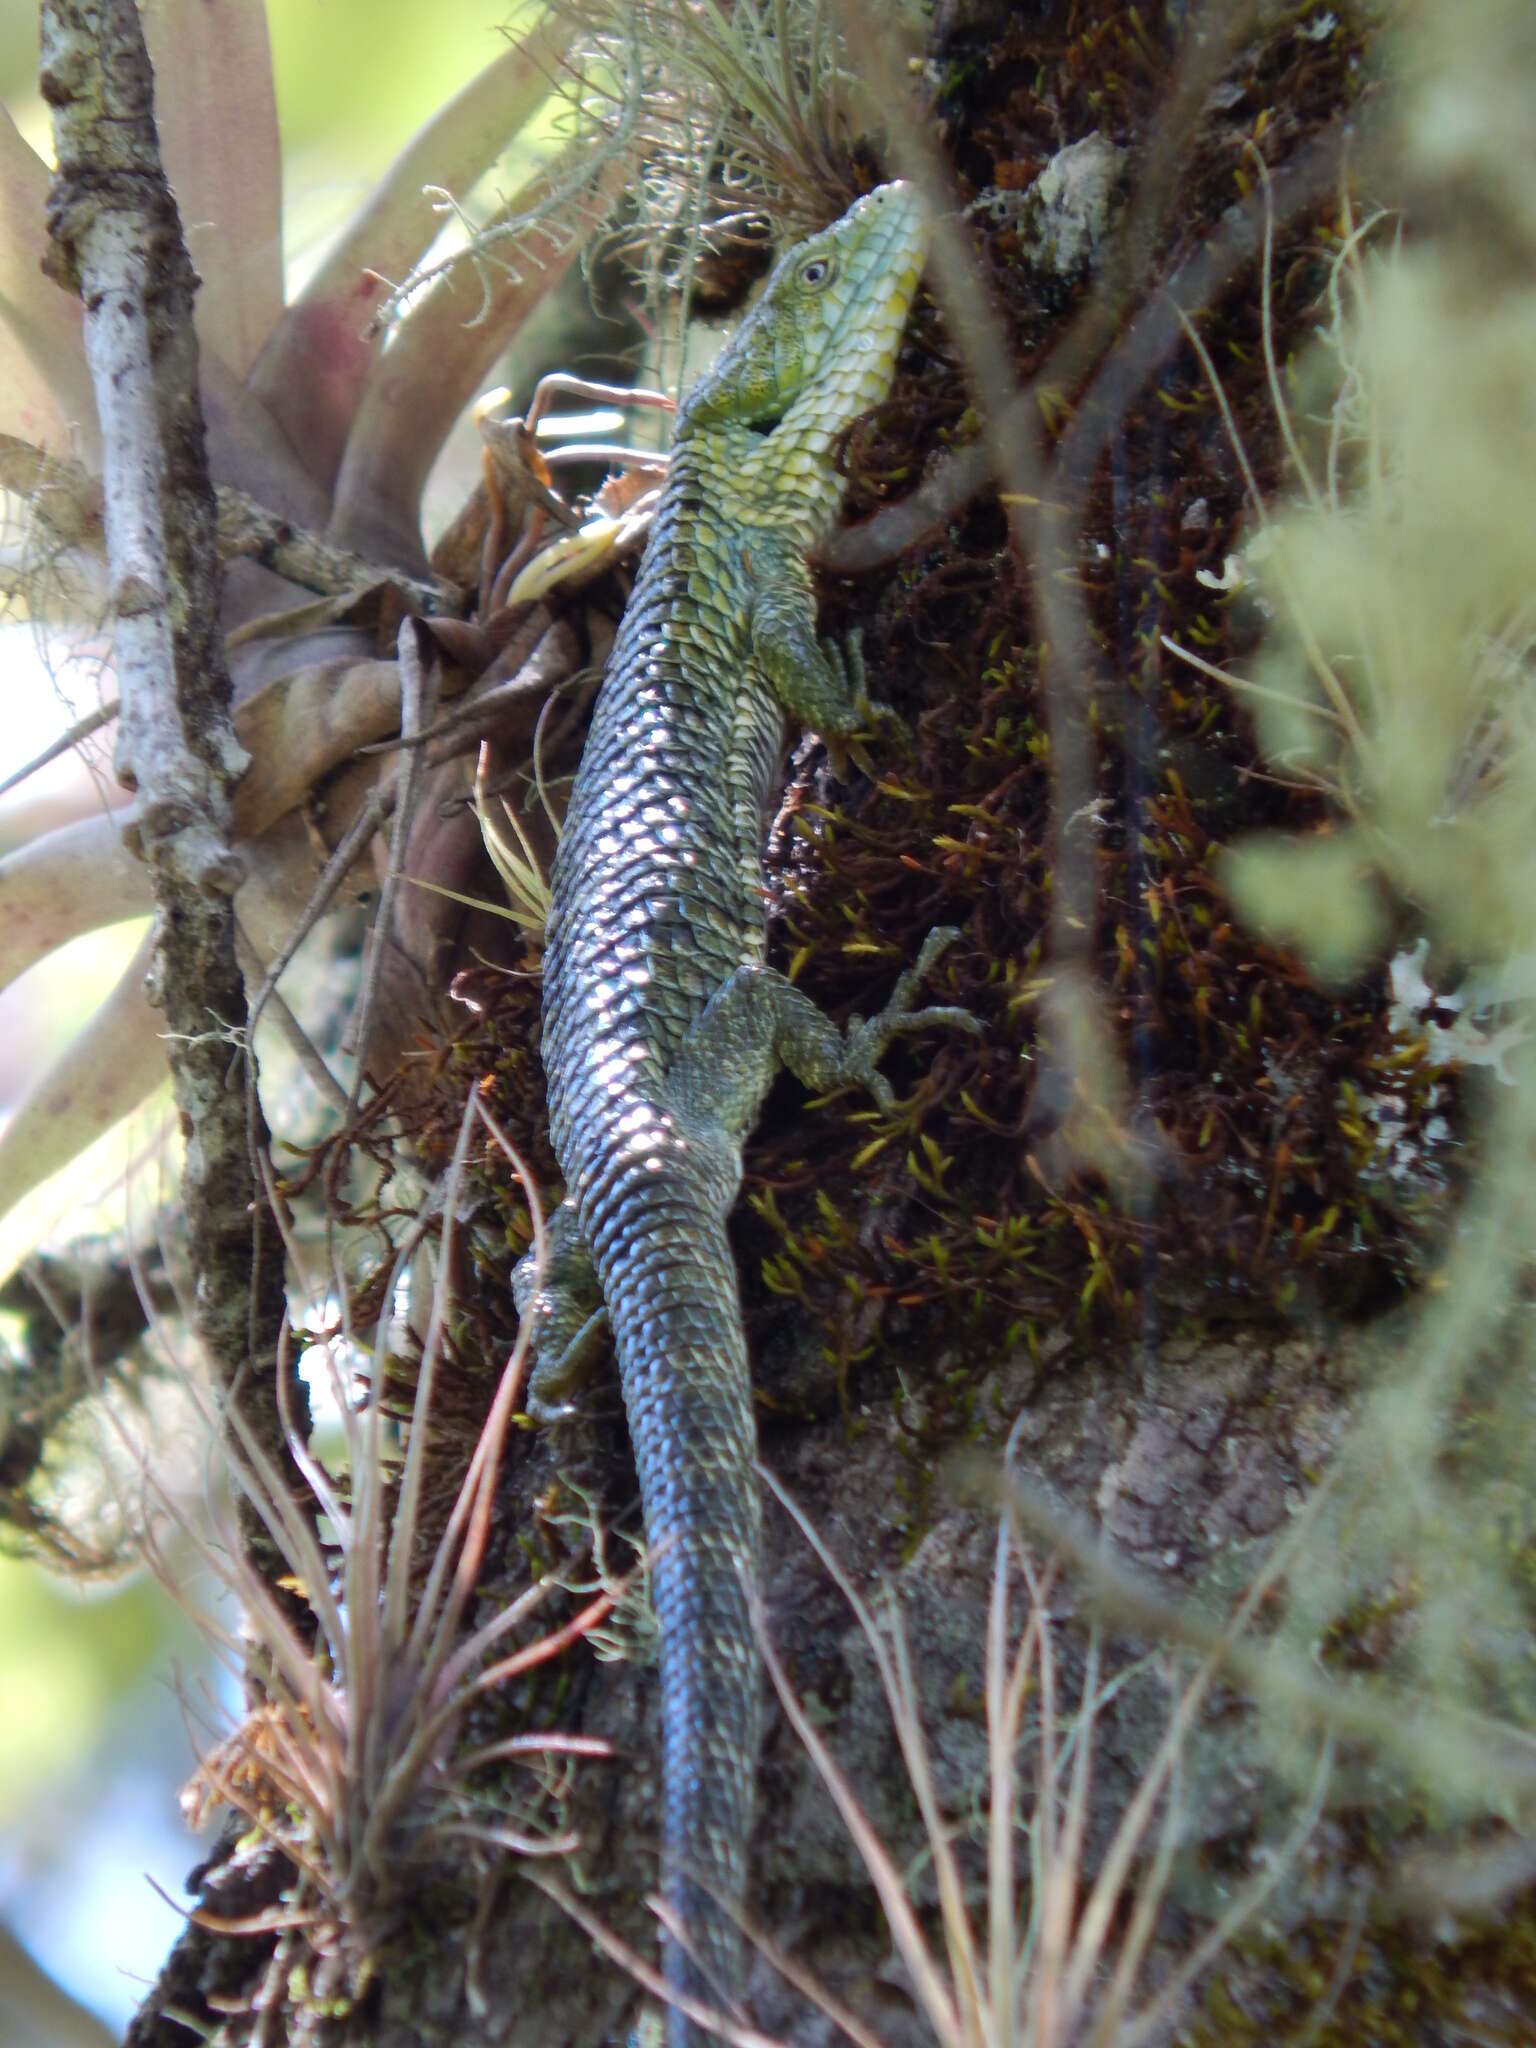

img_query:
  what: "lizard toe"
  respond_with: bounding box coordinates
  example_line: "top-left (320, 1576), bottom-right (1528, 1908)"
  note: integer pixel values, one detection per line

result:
top-left (890, 1002), bottom-right (982, 1039)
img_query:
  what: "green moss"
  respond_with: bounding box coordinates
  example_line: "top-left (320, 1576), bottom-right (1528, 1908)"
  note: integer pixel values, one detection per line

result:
top-left (1188, 1888), bottom-right (1536, 2048)
top-left (730, 0), bottom-right (1447, 1422)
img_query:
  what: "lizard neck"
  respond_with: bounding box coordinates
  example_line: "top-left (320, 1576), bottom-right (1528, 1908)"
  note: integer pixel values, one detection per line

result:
top-left (670, 418), bottom-right (843, 551)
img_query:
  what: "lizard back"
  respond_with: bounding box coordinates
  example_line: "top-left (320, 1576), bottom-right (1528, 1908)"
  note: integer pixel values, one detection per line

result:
top-left (525, 183), bottom-right (933, 2044)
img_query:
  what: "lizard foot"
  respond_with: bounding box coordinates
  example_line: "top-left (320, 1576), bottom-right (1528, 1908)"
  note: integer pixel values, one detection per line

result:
top-left (842, 925), bottom-right (982, 1110)
top-left (822, 628), bottom-right (907, 778)
top-left (522, 1306), bottom-right (610, 1420)
top-left (512, 1203), bottom-right (609, 1419)
top-left (662, 931), bottom-right (979, 1142)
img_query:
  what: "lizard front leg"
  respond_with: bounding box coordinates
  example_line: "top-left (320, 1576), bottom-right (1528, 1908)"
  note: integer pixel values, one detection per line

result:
top-left (748, 549), bottom-right (903, 760)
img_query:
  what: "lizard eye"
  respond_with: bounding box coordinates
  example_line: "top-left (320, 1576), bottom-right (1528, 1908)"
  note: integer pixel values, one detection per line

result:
top-left (800, 256), bottom-right (833, 288)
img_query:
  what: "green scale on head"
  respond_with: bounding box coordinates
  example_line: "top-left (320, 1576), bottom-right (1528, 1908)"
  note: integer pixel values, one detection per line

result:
top-left (677, 182), bottom-right (930, 538)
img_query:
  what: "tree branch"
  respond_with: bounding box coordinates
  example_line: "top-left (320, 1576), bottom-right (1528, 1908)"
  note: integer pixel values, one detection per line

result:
top-left (39, 0), bottom-right (298, 1561)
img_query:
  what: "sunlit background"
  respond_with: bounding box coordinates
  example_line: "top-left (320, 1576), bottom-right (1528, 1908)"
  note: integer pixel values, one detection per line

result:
top-left (0, 5), bottom-right (544, 2034)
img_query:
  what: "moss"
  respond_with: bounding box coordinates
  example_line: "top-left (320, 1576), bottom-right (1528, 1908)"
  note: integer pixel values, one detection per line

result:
top-left (1188, 1885), bottom-right (1536, 2047)
top-left (656, 0), bottom-right (1467, 1436)
top-left (419, 0), bottom-right (1447, 1400)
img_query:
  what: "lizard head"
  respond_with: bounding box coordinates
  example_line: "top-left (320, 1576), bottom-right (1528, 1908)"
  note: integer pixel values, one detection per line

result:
top-left (676, 182), bottom-right (929, 452)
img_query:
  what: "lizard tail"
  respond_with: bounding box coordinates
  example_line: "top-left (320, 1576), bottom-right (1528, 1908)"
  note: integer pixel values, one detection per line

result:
top-left (594, 1175), bottom-right (763, 2045)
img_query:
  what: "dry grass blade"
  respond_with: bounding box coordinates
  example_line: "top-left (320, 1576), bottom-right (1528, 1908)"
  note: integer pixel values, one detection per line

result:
top-left (474, 739), bottom-right (554, 934)
top-left (1115, 1736), bottom-right (1332, 2048)
top-left (1172, 301), bottom-right (1368, 772)
top-left (760, 1467), bottom-right (979, 2042)
top-left (526, 1871), bottom-right (782, 2048)
top-left (343, 617), bottom-right (437, 1105)
top-left (84, 1077), bottom-right (605, 2006)
top-left (754, 1460), bottom-right (1340, 2048)
top-left (992, 1446), bottom-right (1536, 1802)
top-left (985, 1517), bottom-right (1044, 2048)
top-left (754, 1594), bottom-right (966, 2045)
top-left (885, 1585), bottom-right (988, 2035)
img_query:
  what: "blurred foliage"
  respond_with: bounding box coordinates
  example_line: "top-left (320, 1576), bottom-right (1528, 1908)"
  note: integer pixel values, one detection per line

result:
top-left (1, 0), bottom-right (534, 185)
top-left (0, 921), bottom-right (146, 1101)
top-left (0, 1552), bottom-right (174, 1820)
top-left (0, 2), bottom-right (560, 2025)
top-left (1199, 0), bottom-right (1536, 1760)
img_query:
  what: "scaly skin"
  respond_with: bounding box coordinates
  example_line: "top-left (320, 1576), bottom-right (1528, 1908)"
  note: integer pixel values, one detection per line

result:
top-left (514, 183), bottom-right (975, 2041)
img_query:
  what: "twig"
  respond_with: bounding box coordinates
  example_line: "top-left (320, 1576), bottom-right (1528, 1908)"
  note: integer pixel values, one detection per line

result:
top-left (1052, 118), bottom-right (1361, 508)
top-left (245, 783), bottom-right (393, 1048)
top-left (0, 693), bottom-right (118, 801)
top-left (2, 430), bottom-right (462, 611)
top-left (830, 0), bottom-right (1102, 1108)
top-left (215, 484), bottom-right (462, 614)
top-left (39, 0), bottom-right (293, 1572)
top-left (980, 1455), bottom-right (1536, 1796)
top-left (817, 108), bottom-right (1358, 575)
top-left (234, 923), bottom-right (349, 1121)
top-left (344, 617), bottom-right (435, 1102)
top-left (0, 431), bottom-right (104, 544)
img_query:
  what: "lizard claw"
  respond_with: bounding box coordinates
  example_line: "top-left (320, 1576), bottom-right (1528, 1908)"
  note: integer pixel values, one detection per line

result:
top-left (842, 926), bottom-right (979, 1105)
top-left (875, 926), bottom-right (979, 1038)
top-left (817, 628), bottom-right (909, 776)
top-left (890, 1003), bottom-right (984, 1039)
top-left (913, 925), bottom-right (962, 976)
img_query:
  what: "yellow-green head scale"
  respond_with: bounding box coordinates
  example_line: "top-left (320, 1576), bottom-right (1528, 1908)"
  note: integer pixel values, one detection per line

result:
top-left (675, 182), bottom-right (929, 535)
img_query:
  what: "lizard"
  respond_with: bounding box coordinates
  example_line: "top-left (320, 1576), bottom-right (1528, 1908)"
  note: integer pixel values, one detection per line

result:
top-left (512, 181), bottom-right (977, 2043)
